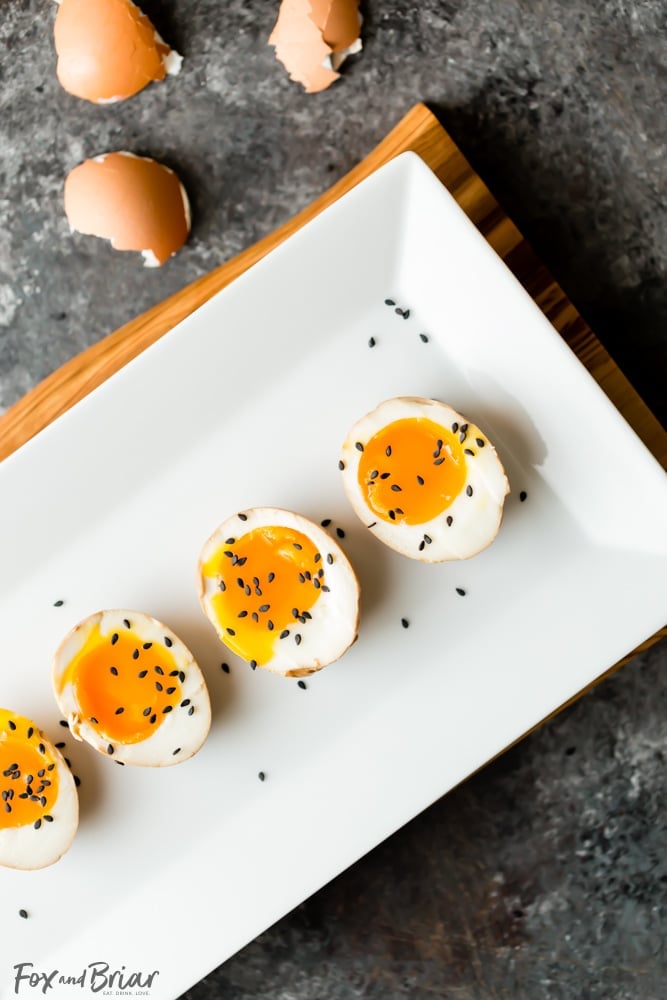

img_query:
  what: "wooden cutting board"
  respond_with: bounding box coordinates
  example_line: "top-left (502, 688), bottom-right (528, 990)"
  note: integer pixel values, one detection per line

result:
top-left (1, 103), bottom-right (664, 695)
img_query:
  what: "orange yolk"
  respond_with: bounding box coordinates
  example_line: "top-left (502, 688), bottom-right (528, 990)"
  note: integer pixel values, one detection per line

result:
top-left (204, 526), bottom-right (328, 666)
top-left (357, 417), bottom-right (467, 524)
top-left (0, 712), bottom-right (59, 830)
top-left (57, 624), bottom-right (183, 744)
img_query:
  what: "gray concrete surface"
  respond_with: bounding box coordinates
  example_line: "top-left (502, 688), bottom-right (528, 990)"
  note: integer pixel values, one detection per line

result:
top-left (1, 1), bottom-right (665, 998)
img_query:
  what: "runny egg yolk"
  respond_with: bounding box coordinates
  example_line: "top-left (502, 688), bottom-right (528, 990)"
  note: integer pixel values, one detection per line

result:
top-left (0, 711), bottom-right (59, 830)
top-left (204, 526), bottom-right (327, 666)
top-left (357, 417), bottom-right (467, 525)
top-left (57, 625), bottom-right (183, 744)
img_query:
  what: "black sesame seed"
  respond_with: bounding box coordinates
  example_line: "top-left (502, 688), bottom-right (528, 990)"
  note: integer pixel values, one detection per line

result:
top-left (380, 472), bottom-right (390, 479)
top-left (143, 707), bottom-right (152, 717)
top-left (292, 607), bottom-right (299, 617)
top-left (250, 660), bottom-right (257, 670)
top-left (162, 705), bottom-right (173, 714)
top-left (336, 527), bottom-right (345, 538)
top-left (238, 557), bottom-right (248, 567)
top-left (313, 578), bottom-right (321, 589)
top-left (395, 307), bottom-right (404, 316)
top-left (424, 534), bottom-right (432, 544)
top-left (367, 521), bottom-right (377, 528)
top-left (322, 585), bottom-right (330, 592)
top-left (297, 680), bottom-right (307, 690)
top-left (237, 610), bottom-right (248, 618)
top-left (143, 642), bottom-right (153, 650)
top-left (355, 441), bottom-right (364, 452)
top-left (446, 515), bottom-right (454, 526)
top-left (44, 814), bottom-right (53, 822)
top-left (138, 669), bottom-right (148, 678)
top-left (166, 686), bottom-right (176, 695)
top-left (268, 621), bottom-right (274, 631)
top-left (236, 577), bottom-right (244, 588)
top-left (434, 457), bottom-right (445, 466)
top-left (298, 573), bottom-right (305, 583)
top-left (368, 337), bottom-right (376, 348)
top-left (107, 744), bottom-right (114, 755)
top-left (38, 744), bottom-right (45, 755)
top-left (338, 460), bottom-right (345, 470)
top-left (268, 572), bottom-right (276, 582)
top-left (258, 771), bottom-right (266, 781)
top-left (402, 309), bottom-right (410, 319)
top-left (386, 445), bottom-right (392, 457)
top-left (172, 748), bottom-right (181, 756)
top-left (464, 448), bottom-right (475, 456)
top-left (369, 470), bottom-right (379, 481)
top-left (280, 629), bottom-right (290, 639)
top-left (19, 909), bottom-right (28, 919)
top-left (293, 542), bottom-right (303, 551)
top-left (466, 485), bottom-right (473, 497)
top-left (111, 633), bottom-right (119, 645)
top-left (401, 618), bottom-right (409, 629)
top-left (8, 720), bottom-right (16, 731)
top-left (115, 707), bottom-right (124, 715)
top-left (451, 422), bottom-right (458, 433)
top-left (188, 706), bottom-right (194, 716)
top-left (231, 555), bottom-right (239, 565)
top-left (164, 636), bottom-right (173, 647)
top-left (419, 541), bottom-right (425, 551)
top-left (59, 720), bottom-right (69, 728)
top-left (384, 298), bottom-right (395, 306)
top-left (219, 580), bottom-right (227, 592)
top-left (123, 619), bottom-right (131, 629)
top-left (389, 510), bottom-right (396, 520)
top-left (150, 714), bottom-right (157, 724)
top-left (5, 803), bottom-right (10, 813)
top-left (48, 764), bottom-right (56, 771)
top-left (34, 819), bottom-right (41, 830)
top-left (391, 484), bottom-right (402, 492)
top-left (246, 586), bottom-right (252, 597)
top-left (73, 775), bottom-right (81, 786)
top-left (155, 665), bottom-right (164, 675)
top-left (520, 490), bottom-right (528, 502)
top-left (456, 587), bottom-right (466, 596)
top-left (27, 727), bottom-right (34, 738)
top-left (178, 671), bottom-right (185, 683)
top-left (476, 438), bottom-right (485, 447)
top-left (419, 333), bottom-right (429, 343)
top-left (37, 769), bottom-right (45, 777)
top-left (53, 599), bottom-right (64, 607)
top-left (417, 475), bottom-right (425, 485)
top-left (226, 628), bottom-right (236, 636)
top-left (132, 649), bottom-right (139, 660)
top-left (110, 666), bottom-right (118, 675)
top-left (238, 512), bottom-right (248, 521)
top-left (223, 550), bottom-right (233, 558)
top-left (327, 553), bottom-right (334, 564)
top-left (155, 681), bottom-right (163, 692)
top-left (314, 553), bottom-right (322, 563)
top-left (459, 431), bottom-right (466, 443)
top-left (461, 424), bottom-right (468, 433)
top-left (252, 612), bottom-right (259, 622)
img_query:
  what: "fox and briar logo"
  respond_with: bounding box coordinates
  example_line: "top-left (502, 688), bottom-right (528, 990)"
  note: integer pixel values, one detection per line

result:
top-left (13, 963), bottom-right (159, 996)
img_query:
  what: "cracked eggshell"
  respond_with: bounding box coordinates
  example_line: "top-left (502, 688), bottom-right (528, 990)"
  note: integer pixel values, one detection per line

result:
top-left (64, 152), bottom-right (191, 267)
top-left (53, 0), bottom-right (182, 104)
top-left (269, 0), bottom-right (362, 93)
top-left (340, 397), bottom-right (510, 563)
top-left (0, 708), bottom-right (79, 870)
top-left (198, 508), bottom-right (360, 678)
top-left (52, 610), bottom-right (211, 767)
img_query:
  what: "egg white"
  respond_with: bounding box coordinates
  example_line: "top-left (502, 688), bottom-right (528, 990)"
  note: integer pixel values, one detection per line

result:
top-left (0, 713), bottom-right (79, 871)
top-left (53, 610), bottom-right (211, 767)
top-left (340, 397), bottom-right (510, 562)
top-left (198, 508), bottom-right (360, 677)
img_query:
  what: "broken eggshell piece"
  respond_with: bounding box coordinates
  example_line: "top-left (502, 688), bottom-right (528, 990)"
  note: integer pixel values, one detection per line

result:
top-left (53, 0), bottom-right (182, 104)
top-left (269, 0), bottom-right (362, 93)
top-left (64, 152), bottom-right (191, 267)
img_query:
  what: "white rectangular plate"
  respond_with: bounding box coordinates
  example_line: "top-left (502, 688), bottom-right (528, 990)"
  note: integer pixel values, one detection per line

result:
top-left (1, 153), bottom-right (666, 999)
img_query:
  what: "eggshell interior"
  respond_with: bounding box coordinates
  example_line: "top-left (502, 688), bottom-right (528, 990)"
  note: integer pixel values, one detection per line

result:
top-left (269, 0), bottom-right (362, 93)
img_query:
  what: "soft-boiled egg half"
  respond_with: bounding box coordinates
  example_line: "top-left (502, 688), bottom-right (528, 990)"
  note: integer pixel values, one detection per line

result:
top-left (198, 508), bottom-right (360, 677)
top-left (340, 397), bottom-right (510, 562)
top-left (53, 611), bottom-right (211, 766)
top-left (0, 709), bottom-right (79, 870)
top-left (64, 152), bottom-right (191, 267)
top-left (54, 0), bottom-right (182, 104)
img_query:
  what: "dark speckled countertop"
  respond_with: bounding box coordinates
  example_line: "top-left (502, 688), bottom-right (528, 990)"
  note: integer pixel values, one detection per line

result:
top-left (1, 2), bottom-right (665, 997)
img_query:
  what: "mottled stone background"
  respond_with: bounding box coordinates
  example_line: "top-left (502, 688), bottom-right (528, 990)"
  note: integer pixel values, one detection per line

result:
top-left (1, 1), bottom-right (665, 997)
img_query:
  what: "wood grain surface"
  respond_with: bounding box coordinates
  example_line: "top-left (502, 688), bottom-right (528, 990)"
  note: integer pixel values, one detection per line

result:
top-left (1, 102), bottom-right (664, 669)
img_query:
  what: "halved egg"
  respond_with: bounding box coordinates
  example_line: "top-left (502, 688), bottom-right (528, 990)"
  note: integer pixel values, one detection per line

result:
top-left (64, 152), bottom-right (191, 267)
top-left (0, 709), bottom-right (79, 870)
top-left (198, 508), bottom-right (360, 677)
top-left (340, 397), bottom-right (510, 562)
top-left (53, 0), bottom-right (182, 104)
top-left (53, 611), bottom-right (211, 766)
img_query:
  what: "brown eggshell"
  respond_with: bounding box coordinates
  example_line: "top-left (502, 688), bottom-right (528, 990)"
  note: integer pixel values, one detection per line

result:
top-left (64, 153), bottom-right (190, 266)
top-left (269, 0), bottom-right (362, 93)
top-left (54, 0), bottom-right (182, 104)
